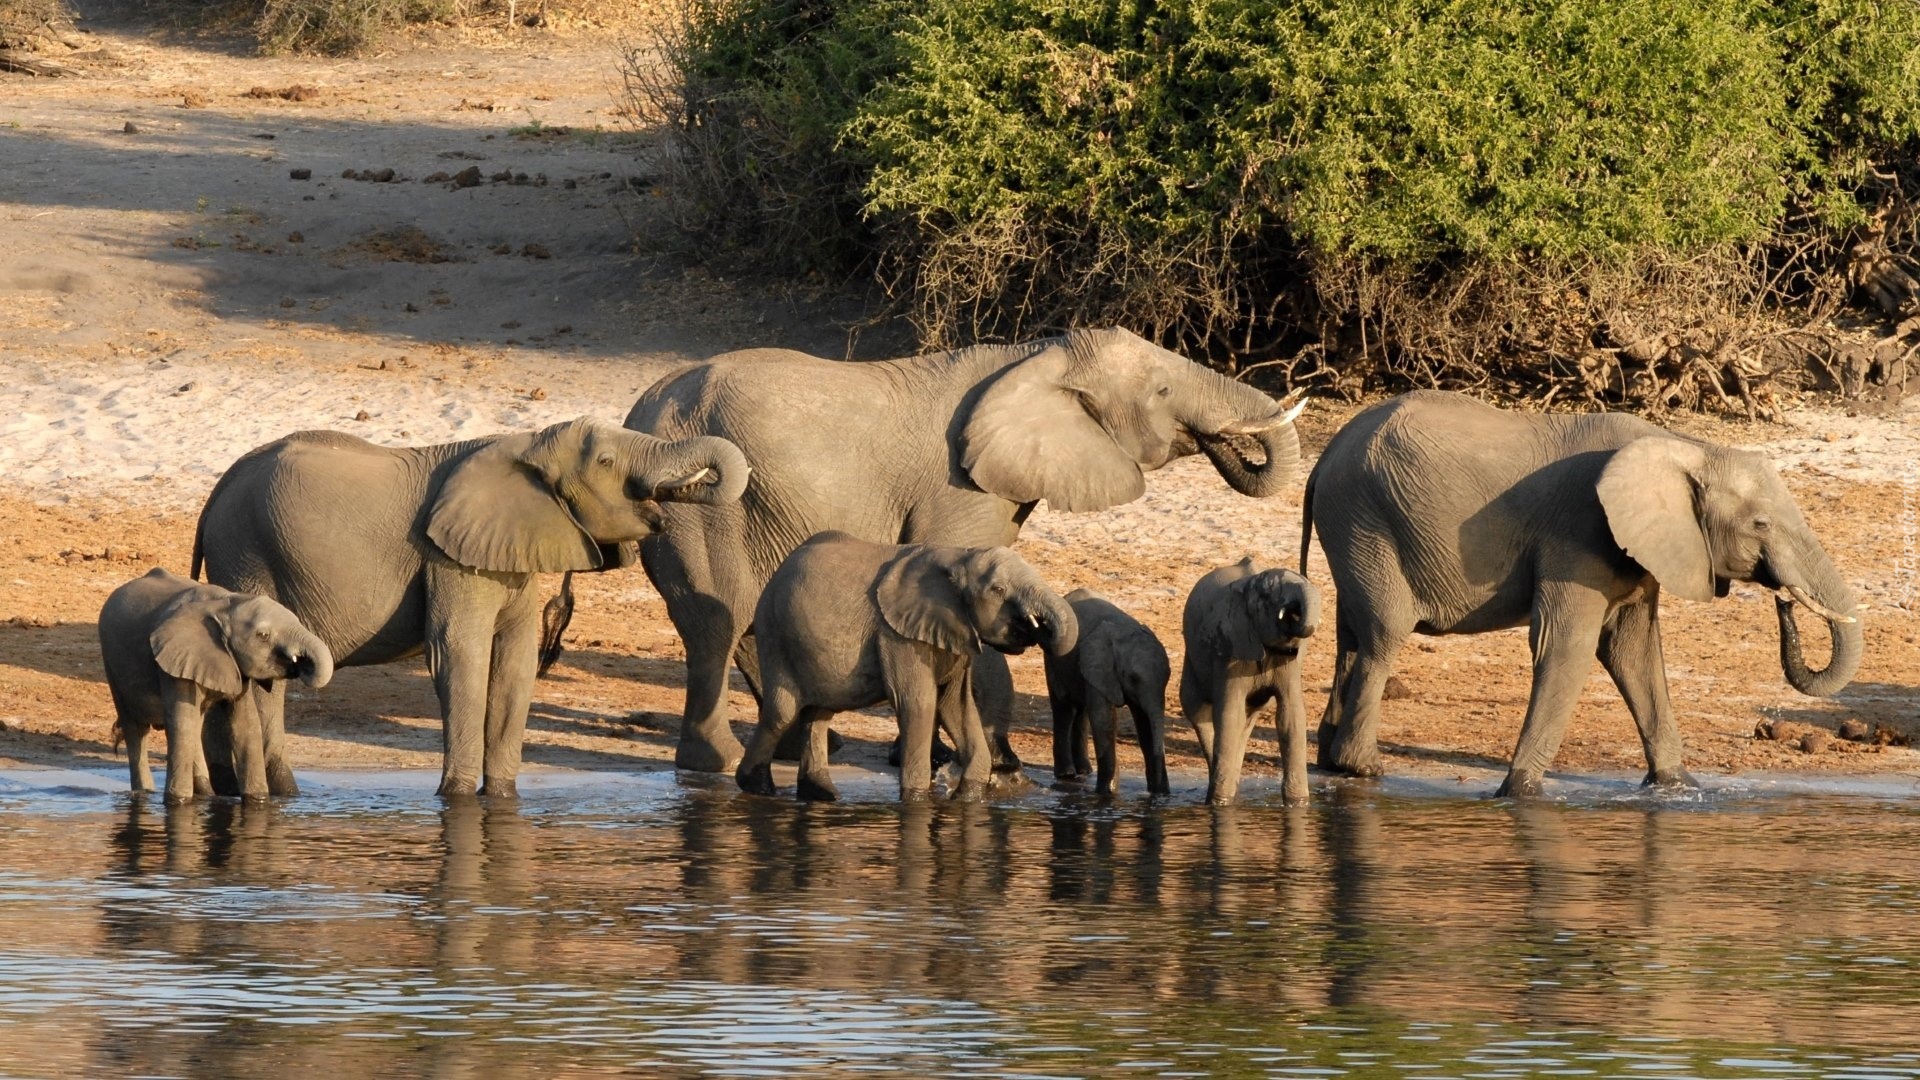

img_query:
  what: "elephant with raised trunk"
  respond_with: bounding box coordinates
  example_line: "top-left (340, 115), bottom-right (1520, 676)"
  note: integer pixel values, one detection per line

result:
top-left (1043, 589), bottom-right (1172, 798)
top-left (1302, 390), bottom-right (1862, 797)
top-left (193, 418), bottom-right (748, 797)
top-left (1180, 559), bottom-right (1320, 805)
top-left (737, 533), bottom-right (1078, 802)
top-left (101, 569), bottom-right (334, 802)
top-left (608, 327), bottom-right (1305, 774)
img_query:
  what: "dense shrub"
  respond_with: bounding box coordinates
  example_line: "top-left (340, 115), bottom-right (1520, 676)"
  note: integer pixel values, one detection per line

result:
top-left (651, 0), bottom-right (1920, 407)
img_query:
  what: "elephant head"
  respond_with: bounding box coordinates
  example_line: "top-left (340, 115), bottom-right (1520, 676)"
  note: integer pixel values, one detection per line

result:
top-left (959, 327), bottom-right (1306, 512)
top-left (878, 545), bottom-right (1079, 657)
top-left (428, 418), bottom-right (749, 575)
top-left (1198, 561), bottom-right (1321, 662)
top-left (152, 590), bottom-right (334, 697)
top-left (1598, 437), bottom-right (1861, 697)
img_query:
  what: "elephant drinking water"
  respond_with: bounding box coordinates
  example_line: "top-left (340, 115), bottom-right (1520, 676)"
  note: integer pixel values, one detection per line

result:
top-left (606, 327), bottom-right (1306, 774)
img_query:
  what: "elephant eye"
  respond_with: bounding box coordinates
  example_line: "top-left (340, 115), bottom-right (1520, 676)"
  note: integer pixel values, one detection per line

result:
top-left (1753, 516), bottom-right (1770, 532)
top-left (597, 453), bottom-right (616, 468)
top-left (1155, 385), bottom-right (1171, 398)
top-left (256, 629), bottom-right (272, 640)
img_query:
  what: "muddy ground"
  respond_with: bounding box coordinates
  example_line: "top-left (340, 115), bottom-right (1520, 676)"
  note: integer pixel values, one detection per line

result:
top-left (2, 11), bottom-right (1917, 796)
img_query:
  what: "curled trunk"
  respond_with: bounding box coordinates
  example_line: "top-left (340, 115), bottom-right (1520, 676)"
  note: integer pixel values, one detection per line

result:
top-left (292, 628), bottom-right (334, 689)
top-left (1775, 534), bottom-right (1862, 698)
top-left (1028, 588), bottom-right (1079, 655)
top-left (1180, 365), bottom-right (1303, 498)
top-left (647, 435), bottom-right (750, 506)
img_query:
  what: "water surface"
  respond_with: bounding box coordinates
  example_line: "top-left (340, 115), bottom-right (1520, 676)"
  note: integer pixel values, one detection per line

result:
top-left (0, 768), bottom-right (1917, 1077)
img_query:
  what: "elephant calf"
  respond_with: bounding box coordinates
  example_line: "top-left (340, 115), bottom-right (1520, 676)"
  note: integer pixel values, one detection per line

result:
top-left (100, 569), bottom-right (333, 803)
top-left (737, 532), bottom-right (1078, 803)
top-left (1180, 558), bottom-right (1321, 805)
top-left (1043, 589), bottom-right (1172, 798)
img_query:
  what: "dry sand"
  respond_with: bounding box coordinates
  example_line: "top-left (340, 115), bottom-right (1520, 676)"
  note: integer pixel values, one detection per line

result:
top-left (2, 15), bottom-right (1916, 797)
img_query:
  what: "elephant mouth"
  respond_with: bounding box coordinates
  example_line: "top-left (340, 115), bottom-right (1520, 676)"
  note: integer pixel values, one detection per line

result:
top-left (1265, 643), bottom-right (1300, 659)
top-left (278, 650), bottom-right (315, 681)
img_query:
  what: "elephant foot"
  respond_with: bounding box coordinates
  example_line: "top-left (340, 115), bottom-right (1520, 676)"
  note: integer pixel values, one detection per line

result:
top-left (951, 778), bottom-right (987, 803)
top-left (990, 734), bottom-right (1023, 774)
top-left (437, 772), bottom-right (482, 798)
top-left (676, 732), bottom-right (745, 774)
top-left (796, 772), bottom-right (840, 803)
top-left (266, 761), bottom-right (300, 797)
top-left (163, 790), bottom-right (196, 806)
top-left (736, 763), bottom-right (778, 797)
top-left (988, 768), bottom-right (1032, 792)
top-left (1493, 771), bottom-right (1544, 798)
top-left (1207, 790), bottom-right (1238, 807)
top-left (1642, 767), bottom-right (1698, 790)
top-left (1324, 744), bottom-right (1384, 778)
top-left (479, 778), bottom-right (520, 799)
top-left (900, 785), bottom-right (933, 804)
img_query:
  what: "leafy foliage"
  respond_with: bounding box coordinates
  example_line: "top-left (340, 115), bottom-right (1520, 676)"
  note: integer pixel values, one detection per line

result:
top-left (659, 0), bottom-right (1920, 405)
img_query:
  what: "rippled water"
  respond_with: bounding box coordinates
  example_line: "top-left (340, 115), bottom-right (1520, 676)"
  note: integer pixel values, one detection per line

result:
top-left (1, 768), bottom-right (1918, 1077)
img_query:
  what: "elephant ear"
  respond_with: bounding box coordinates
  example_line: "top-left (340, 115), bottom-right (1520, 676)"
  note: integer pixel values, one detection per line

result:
top-left (1076, 618), bottom-right (1127, 704)
top-left (1597, 437), bottom-right (1714, 602)
top-left (150, 598), bottom-right (244, 699)
top-left (958, 342), bottom-right (1146, 512)
top-left (427, 434), bottom-right (605, 574)
top-left (874, 548), bottom-right (980, 655)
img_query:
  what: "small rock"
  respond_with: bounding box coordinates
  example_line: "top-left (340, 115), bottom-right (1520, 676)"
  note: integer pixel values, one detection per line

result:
top-left (422, 171), bottom-right (450, 183)
top-left (490, 170), bottom-right (513, 182)
top-left (1875, 724), bottom-right (1911, 748)
top-left (181, 91), bottom-right (206, 108)
top-left (1822, 432), bottom-right (1839, 442)
top-left (528, 387), bottom-right (547, 401)
top-left (279, 296), bottom-right (296, 308)
top-left (289, 168), bottom-right (311, 180)
top-left (1382, 675), bottom-right (1413, 701)
top-left (521, 243), bottom-right (551, 259)
top-left (500, 320), bottom-right (521, 329)
top-left (122, 121), bottom-right (141, 135)
top-left (367, 167), bottom-right (395, 183)
top-left (1837, 718), bottom-right (1872, 742)
top-left (404, 301), bottom-right (420, 312)
top-left (451, 166), bottom-right (482, 188)
top-left (1799, 731), bottom-right (1832, 754)
top-left (489, 243), bottom-right (511, 255)
top-left (252, 132), bottom-right (276, 140)
top-left (287, 231), bottom-right (304, 243)
top-left (552, 324), bottom-right (571, 335)
top-left (354, 409), bottom-right (371, 421)
top-left (562, 178), bottom-right (577, 190)
top-left (174, 381), bottom-right (195, 394)
top-left (342, 169), bottom-right (360, 180)
top-left (105, 544), bottom-right (134, 561)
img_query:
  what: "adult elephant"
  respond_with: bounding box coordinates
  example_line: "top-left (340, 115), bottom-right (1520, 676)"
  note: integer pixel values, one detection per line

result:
top-left (617, 326), bottom-right (1306, 773)
top-left (193, 418), bottom-right (748, 797)
top-left (1302, 390), bottom-right (1862, 797)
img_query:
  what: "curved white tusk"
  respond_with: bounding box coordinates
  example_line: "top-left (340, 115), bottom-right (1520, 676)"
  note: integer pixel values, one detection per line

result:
top-left (1778, 586), bottom-right (1856, 624)
top-left (1027, 612), bottom-right (1042, 629)
top-left (1217, 397), bottom-right (1307, 436)
top-left (667, 466), bottom-right (715, 488)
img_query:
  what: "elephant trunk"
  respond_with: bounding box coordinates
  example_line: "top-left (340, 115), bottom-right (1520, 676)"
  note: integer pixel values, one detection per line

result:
top-left (1182, 366), bottom-right (1304, 498)
top-left (290, 629), bottom-right (334, 689)
top-left (1023, 587), bottom-right (1079, 655)
top-left (1774, 536), bottom-right (1862, 697)
top-left (644, 435), bottom-right (750, 507)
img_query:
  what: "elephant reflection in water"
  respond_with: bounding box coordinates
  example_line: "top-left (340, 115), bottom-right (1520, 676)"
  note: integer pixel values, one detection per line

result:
top-left (433, 798), bottom-right (538, 973)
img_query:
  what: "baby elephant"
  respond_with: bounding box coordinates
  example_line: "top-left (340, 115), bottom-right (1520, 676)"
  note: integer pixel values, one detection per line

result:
top-left (1180, 558), bottom-right (1320, 805)
top-left (1043, 590), bottom-right (1172, 798)
top-left (100, 569), bottom-right (334, 802)
top-left (738, 532), bottom-right (1078, 802)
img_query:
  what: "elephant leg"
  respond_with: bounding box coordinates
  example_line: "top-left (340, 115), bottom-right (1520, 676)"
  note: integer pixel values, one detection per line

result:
top-left (971, 649), bottom-right (1023, 774)
top-left (253, 681), bottom-right (298, 797)
top-left (1049, 686), bottom-right (1082, 783)
top-left (1276, 661), bottom-right (1310, 804)
top-left (1089, 698), bottom-right (1119, 799)
top-left (1316, 616), bottom-right (1356, 765)
top-left (643, 528), bottom-right (751, 774)
top-left (1073, 704), bottom-right (1093, 779)
top-left (1179, 661), bottom-right (1215, 763)
top-left (192, 753), bottom-right (213, 798)
top-left (200, 702), bottom-right (239, 797)
top-left (536, 571), bottom-right (574, 678)
top-left (1127, 699), bottom-right (1171, 797)
top-left (1598, 599), bottom-right (1693, 789)
top-left (737, 677), bottom-right (801, 796)
top-left (1499, 585), bottom-right (1609, 797)
top-left (122, 715), bottom-right (153, 794)
top-left (795, 709), bottom-right (840, 802)
top-left (1205, 673), bottom-right (1254, 805)
top-left (426, 568), bottom-right (509, 797)
top-left (222, 693), bottom-right (270, 801)
top-left (1321, 614), bottom-right (1409, 778)
top-left (480, 586), bottom-right (542, 798)
top-left (162, 697), bottom-right (206, 805)
top-left (891, 673), bottom-right (941, 802)
top-left (945, 675), bottom-right (990, 803)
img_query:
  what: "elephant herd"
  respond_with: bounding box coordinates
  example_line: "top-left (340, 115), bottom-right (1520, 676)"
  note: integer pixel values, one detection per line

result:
top-left (96, 327), bottom-right (1864, 807)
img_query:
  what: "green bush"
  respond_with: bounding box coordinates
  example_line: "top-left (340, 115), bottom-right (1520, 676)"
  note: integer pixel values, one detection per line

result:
top-left (661, 0), bottom-right (1920, 401)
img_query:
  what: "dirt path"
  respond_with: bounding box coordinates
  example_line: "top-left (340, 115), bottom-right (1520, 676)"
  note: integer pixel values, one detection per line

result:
top-left (2, 17), bottom-right (1916, 795)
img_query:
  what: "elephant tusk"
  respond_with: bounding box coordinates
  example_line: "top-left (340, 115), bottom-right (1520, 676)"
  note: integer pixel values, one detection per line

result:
top-left (669, 466), bottom-right (715, 488)
top-left (1215, 395), bottom-right (1307, 436)
top-left (1778, 586), bottom-right (1856, 624)
top-left (1027, 612), bottom-right (1042, 629)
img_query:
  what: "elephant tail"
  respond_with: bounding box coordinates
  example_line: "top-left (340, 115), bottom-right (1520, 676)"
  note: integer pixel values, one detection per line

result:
top-left (190, 511), bottom-right (206, 581)
top-left (1298, 464), bottom-right (1317, 575)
